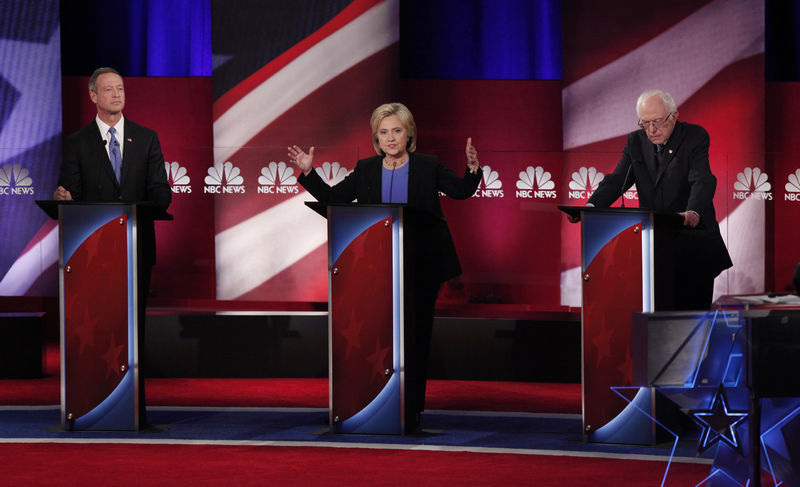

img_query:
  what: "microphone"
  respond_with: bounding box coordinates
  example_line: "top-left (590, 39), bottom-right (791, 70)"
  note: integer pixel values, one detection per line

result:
top-left (620, 163), bottom-right (633, 208)
top-left (388, 160), bottom-right (396, 202)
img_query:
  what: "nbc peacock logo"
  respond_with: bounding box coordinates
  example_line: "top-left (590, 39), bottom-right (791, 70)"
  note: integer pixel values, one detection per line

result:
top-left (568, 167), bottom-right (604, 200)
top-left (516, 166), bottom-right (556, 199)
top-left (165, 161), bottom-right (192, 194)
top-left (784, 169), bottom-right (800, 202)
top-left (732, 167), bottom-right (772, 201)
top-left (258, 161), bottom-right (299, 194)
top-left (204, 161), bottom-right (245, 194)
top-left (473, 165), bottom-right (504, 198)
top-left (315, 161), bottom-right (349, 186)
top-left (0, 163), bottom-right (35, 196)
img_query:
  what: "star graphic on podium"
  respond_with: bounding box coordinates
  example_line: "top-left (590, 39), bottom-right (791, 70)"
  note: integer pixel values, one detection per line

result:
top-left (689, 385), bottom-right (748, 454)
top-left (366, 338), bottom-right (390, 382)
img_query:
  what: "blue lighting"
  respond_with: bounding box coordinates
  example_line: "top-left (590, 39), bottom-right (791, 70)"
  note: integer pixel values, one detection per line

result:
top-left (690, 386), bottom-right (748, 453)
top-left (400, 0), bottom-right (562, 80)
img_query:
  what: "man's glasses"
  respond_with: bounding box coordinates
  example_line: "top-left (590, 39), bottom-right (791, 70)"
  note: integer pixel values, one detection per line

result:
top-left (638, 112), bottom-right (674, 130)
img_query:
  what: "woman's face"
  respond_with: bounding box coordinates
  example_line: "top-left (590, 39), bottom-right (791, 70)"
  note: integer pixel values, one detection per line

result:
top-left (377, 115), bottom-right (409, 158)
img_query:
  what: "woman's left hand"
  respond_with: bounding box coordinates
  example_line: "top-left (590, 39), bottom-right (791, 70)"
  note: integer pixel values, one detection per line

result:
top-left (466, 137), bottom-right (480, 174)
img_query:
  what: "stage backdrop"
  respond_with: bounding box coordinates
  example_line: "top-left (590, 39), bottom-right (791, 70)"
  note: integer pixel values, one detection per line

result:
top-left (0, 0), bottom-right (62, 297)
top-left (3, 0), bottom-right (795, 310)
top-left (209, 0), bottom-right (566, 307)
top-left (559, 0), bottom-right (767, 305)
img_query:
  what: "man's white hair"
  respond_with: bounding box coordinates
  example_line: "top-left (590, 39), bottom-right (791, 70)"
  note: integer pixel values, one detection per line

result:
top-left (636, 89), bottom-right (677, 118)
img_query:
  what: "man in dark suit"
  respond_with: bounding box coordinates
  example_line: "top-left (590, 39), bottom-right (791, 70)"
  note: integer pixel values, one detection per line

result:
top-left (54, 67), bottom-right (171, 425)
top-left (575, 89), bottom-right (732, 309)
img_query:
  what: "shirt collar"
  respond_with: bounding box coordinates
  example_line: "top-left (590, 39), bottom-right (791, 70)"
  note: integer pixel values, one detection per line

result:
top-left (96, 114), bottom-right (125, 141)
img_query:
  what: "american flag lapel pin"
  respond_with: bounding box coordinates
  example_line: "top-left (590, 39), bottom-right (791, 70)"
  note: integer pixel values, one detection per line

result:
top-left (127, 138), bottom-right (132, 142)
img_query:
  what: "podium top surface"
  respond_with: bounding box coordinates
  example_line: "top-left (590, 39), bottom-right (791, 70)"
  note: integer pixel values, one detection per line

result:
top-left (304, 201), bottom-right (437, 220)
top-left (557, 205), bottom-right (682, 222)
top-left (36, 200), bottom-right (173, 220)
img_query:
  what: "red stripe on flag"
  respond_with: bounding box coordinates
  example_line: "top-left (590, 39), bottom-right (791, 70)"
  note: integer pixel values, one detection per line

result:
top-left (213, 0), bottom-right (386, 120)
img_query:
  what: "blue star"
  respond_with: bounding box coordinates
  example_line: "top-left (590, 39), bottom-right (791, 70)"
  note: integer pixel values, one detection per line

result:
top-left (690, 385), bottom-right (748, 453)
top-left (0, 25), bottom-right (62, 164)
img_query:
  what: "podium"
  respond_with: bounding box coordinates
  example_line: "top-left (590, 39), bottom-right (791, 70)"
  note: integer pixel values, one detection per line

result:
top-left (559, 205), bottom-right (682, 443)
top-left (37, 200), bottom-right (169, 430)
top-left (309, 202), bottom-right (431, 435)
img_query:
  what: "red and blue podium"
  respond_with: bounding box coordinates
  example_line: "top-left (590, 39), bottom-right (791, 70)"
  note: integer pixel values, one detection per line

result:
top-left (560, 205), bottom-right (681, 444)
top-left (38, 201), bottom-right (165, 431)
top-left (314, 203), bottom-right (410, 435)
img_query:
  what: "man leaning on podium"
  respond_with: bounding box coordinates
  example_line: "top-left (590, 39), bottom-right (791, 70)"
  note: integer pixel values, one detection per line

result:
top-left (568, 89), bottom-right (732, 310)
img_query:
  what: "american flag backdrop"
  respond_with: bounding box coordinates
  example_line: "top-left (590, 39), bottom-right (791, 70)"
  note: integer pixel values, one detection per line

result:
top-left (0, 0), bottom-right (61, 296)
top-left (559, 0), bottom-right (766, 305)
top-left (0, 0), bottom-right (782, 308)
top-left (211, 0), bottom-right (399, 301)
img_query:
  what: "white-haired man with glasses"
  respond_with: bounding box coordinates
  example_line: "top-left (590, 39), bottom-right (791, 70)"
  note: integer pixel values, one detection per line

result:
top-left (570, 89), bottom-right (732, 310)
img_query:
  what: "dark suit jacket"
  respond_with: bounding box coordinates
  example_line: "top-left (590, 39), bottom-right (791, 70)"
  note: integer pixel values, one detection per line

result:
top-left (588, 121), bottom-right (732, 277)
top-left (58, 118), bottom-right (172, 265)
top-left (298, 152), bottom-right (481, 284)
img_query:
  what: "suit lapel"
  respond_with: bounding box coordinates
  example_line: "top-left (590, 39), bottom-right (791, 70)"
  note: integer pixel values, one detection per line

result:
top-left (119, 120), bottom-right (135, 188)
top-left (642, 134), bottom-right (659, 182)
top-left (654, 122), bottom-right (685, 186)
top-left (406, 153), bottom-right (423, 206)
top-left (366, 157), bottom-right (382, 203)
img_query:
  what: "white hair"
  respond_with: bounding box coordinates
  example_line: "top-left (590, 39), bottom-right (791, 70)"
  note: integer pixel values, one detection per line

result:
top-left (636, 89), bottom-right (677, 118)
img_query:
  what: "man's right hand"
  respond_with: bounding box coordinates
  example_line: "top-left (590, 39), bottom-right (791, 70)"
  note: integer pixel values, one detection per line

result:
top-left (53, 186), bottom-right (72, 201)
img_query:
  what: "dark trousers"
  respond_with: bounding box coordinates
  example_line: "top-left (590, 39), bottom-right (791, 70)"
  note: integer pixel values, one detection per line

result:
top-left (674, 266), bottom-right (716, 310)
top-left (404, 278), bottom-right (440, 432)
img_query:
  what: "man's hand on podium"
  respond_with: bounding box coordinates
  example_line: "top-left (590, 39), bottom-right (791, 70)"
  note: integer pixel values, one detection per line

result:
top-left (53, 186), bottom-right (72, 201)
top-left (680, 210), bottom-right (700, 228)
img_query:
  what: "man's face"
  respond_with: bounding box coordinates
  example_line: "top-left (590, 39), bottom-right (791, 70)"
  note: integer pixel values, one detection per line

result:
top-left (638, 96), bottom-right (677, 145)
top-left (90, 72), bottom-right (125, 116)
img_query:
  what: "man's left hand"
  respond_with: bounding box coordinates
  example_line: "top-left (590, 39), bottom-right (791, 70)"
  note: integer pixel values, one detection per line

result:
top-left (680, 211), bottom-right (700, 228)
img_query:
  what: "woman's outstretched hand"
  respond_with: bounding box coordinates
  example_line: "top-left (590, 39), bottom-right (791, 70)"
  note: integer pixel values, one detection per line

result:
top-left (465, 137), bottom-right (479, 174)
top-left (288, 145), bottom-right (315, 176)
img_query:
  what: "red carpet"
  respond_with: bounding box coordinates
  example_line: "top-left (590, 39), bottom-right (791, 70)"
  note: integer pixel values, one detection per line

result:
top-left (1, 443), bottom-right (709, 487)
top-left (0, 376), bottom-right (580, 413)
top-left (1, 343), bottom-right (581, 412)
top-left (1, 345), bottom-right (715, 487)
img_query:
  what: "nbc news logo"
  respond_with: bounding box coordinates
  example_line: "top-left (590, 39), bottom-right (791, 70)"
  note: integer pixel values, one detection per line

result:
top-left (473, 165), bottom-right (504, 198)
top-left (165, 161), bottom-right (192, 194)
top-left (516, 166), bottom-right (556, 199)
top-left (315, 161), bottom-right (349, 186)
top-left (568, 167), bottom-right (604, 200)
top-left (0, 163), bottom-right (34, 196)
top-left (204, 161), bottom-right (246, 194)
top-left (258, 161), bottom-right (299, 194)
top-left (784, 169), bottom-right (800, 202)
top-left (732, 167), bottom-right (772, 201)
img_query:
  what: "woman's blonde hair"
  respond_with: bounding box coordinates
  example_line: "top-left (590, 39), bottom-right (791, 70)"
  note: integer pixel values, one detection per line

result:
top-left (370, 102), bottom-right (417, 155)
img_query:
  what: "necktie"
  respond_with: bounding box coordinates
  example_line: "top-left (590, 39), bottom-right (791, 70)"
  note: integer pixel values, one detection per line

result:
top-left (109, 126), bottom-right (122, 183)
top-left (655, 144), bottom-right (665, 170)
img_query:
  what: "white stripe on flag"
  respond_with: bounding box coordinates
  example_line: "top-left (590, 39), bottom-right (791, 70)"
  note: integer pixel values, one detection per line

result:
top-left (213, 0), bottom-right (399, 163)
top-left (215, 193), bottom-right (327, 299)
top-left (562, 0), bottom-right (763, 149)
top-left (0, 225), bottom-right (58, 295)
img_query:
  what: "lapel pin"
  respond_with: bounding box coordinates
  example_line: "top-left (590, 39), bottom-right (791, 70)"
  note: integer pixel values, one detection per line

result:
top-left (127, 138), bottom-right (132, 142)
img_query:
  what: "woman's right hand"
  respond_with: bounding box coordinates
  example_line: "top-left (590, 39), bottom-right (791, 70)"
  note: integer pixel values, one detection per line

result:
top-left (288, 145), bottom-right (315, 176)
